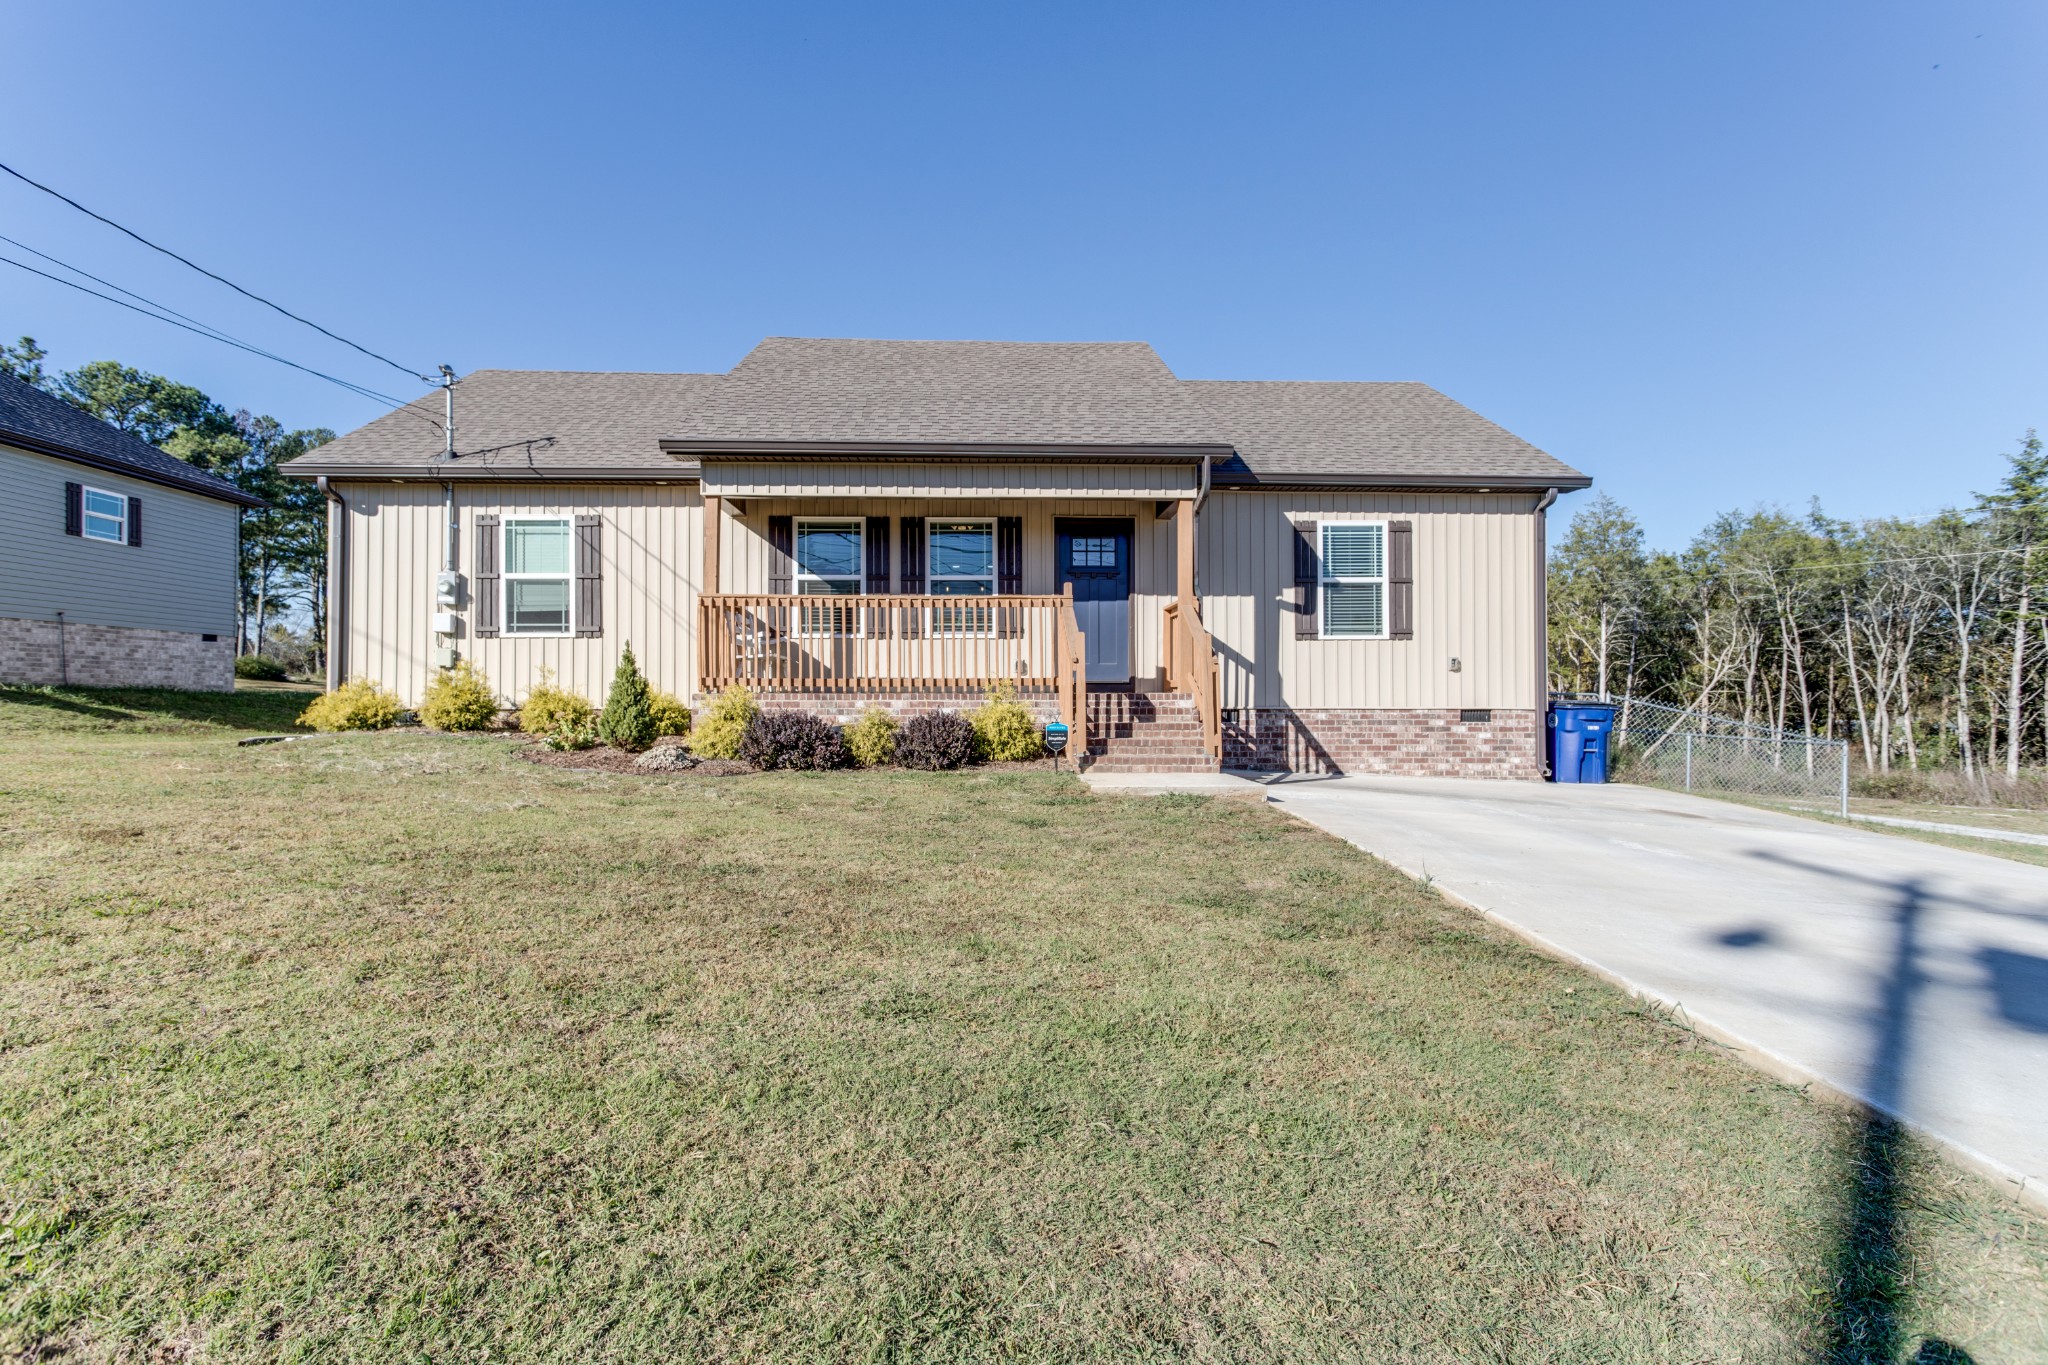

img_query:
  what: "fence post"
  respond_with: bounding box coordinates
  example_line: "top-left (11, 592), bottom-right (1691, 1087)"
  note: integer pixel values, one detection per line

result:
top-left (1839, 742), bottom-right (1850, 819)
top-left (1685, 731), bottom-right (1693, 793)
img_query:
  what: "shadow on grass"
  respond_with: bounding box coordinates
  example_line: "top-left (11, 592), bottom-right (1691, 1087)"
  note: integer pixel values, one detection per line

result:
top-left (0, 684), bottom-right (312, 734)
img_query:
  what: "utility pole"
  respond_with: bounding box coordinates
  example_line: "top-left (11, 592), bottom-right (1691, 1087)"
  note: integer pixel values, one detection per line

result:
top-left (440, 365), bottom-right (458, 574)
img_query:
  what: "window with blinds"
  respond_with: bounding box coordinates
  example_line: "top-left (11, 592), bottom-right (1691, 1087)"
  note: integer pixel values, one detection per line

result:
top-left (1320, 522), bottom-right (1387, 638)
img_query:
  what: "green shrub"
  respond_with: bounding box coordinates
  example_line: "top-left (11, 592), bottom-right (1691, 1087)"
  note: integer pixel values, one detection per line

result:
top-left (598, 645), bottom-right (658, 752)
top-left (686, 685), bottom-right (758, 759)
top-left (845, 708), bottom-right (899, 767)
top-left (419, 660), bottom-right (500, 731)
top-left (299, 678), bottom-right (404, 732)
top-left (542, 716), bottom-right (602, 751)
top-left (649, 690), bottom-right (692, 738)
top-left (234, 653), bottom-right (287, 681)
top-left (519, 667), bottom-right (595, 735)
top-left (969, 683), bottom-right (1045, 763)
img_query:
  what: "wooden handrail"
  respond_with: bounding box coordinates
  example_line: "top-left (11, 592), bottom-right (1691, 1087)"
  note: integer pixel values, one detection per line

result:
top-left (1163, 598), bottom-right (1222, 760)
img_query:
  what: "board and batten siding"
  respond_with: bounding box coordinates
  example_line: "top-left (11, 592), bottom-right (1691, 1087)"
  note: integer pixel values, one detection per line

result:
top-left (720, 497), bottom-right (1180, 688)
top-left (1200, 490), bottom-right (1540, 712)
top-left (700, 461), bottom-right (1197, 499)
top-left (335, 481), bottom-right (700, 707)
top-left (0, 441), bottom-right (237, 634)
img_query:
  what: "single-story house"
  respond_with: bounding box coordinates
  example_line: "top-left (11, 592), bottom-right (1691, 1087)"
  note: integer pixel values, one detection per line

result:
top-left (0, 371), bottom-right (261, 691)
top-left (284, 338), bottom-right (1588, 775)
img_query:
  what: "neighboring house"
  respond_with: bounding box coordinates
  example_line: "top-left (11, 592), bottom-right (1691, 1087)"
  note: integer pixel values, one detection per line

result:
top-left (284, 338), bottom-right (1589, 775)
top-left (0, 372), bottom-right (261, 692)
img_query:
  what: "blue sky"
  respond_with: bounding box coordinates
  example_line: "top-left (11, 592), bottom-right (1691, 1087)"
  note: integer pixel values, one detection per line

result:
top-left (5, 1), bottom-right (2042, 546)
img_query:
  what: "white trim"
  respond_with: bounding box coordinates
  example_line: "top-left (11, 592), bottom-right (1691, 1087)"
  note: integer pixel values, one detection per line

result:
top-left (501, 516), bottom-right (576, 637)
top-left (925, 516), bottom-right (998, 635)
top-left (1317, 518), bottom-right (1389, 640)
top-left (793, 516), bottom-right (865, 595)
top-left (80, 484), bottom-right (128, 544)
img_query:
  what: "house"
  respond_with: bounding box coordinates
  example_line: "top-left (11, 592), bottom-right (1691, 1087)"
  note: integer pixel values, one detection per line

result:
top-left (0, 372), bottom-right (261, 691)
top-left (283, 338), bottom-right (1588, 775)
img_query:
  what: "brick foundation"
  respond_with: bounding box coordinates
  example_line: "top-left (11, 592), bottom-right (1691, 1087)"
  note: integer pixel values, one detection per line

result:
top-left (1224, 707), bottom-right (1542, 780)
top-left (0, 617), bottom-right (234, 692)
top-left (696, 689), bottom-right (1061, 727)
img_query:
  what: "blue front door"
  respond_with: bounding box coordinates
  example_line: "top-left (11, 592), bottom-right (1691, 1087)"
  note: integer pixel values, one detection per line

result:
top-left (1056, 519), bottom-right (1132, 684)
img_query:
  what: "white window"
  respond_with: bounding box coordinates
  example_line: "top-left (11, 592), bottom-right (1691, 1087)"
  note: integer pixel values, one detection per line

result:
top-left (795, 518), bottom-right (863, 634)
top-left (1321, 522), bottom-right (1387, 638)
top-left (928, 518), bottom-right (995, 633)
top-left (503, 518), bottom-right (573, 635)
top-left (82, 487), bottom-right (127, 544)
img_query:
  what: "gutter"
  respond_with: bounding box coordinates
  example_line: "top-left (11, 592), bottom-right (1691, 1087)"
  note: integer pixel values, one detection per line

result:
top-left (317, 477), bottom-right (347, 691)
top-left (1534, 486), bottom-right (1559, 776)
top-left (664, 439), bottom-right (1229, 463)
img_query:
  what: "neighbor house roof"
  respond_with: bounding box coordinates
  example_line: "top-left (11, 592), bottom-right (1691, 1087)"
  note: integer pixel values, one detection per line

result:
top-left (0, 371), bottom-right (265, 506)
top-left (283, 370), bottom-right (723, 479)
top-left (1184, 380), bottom-right (1588, 489)
top-left (285, 338), bottom-right (1589, 489)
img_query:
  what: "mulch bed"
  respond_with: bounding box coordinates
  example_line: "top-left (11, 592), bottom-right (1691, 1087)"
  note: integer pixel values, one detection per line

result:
top-left (513, 739), bottom-right (1066, 777)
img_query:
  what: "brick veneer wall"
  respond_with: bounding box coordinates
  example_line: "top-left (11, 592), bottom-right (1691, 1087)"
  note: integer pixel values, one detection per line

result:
top-left (696, 689), bottom-right (1061, 727)
top-left (0, 617), bottom-right (234, 692)
top-left (1224, 707), bottom-right (1542, 780)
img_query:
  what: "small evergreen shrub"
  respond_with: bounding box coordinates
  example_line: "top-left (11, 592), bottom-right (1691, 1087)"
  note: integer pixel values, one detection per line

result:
top-left (234, 653), bottom-right (287, 681)
top-left (845, 708), bottom-right (899, 767)
top-left (519, 667), bottom-right (595, 735)
top-left (687, 685), bottom-right (758, 759)
top-left (649, 690), bottom-right (692, 738)
top-left (740, 711), bottom-right (849, 771)
top-left (598, 644), bottom-right (657, 752)
top-left (542, 716), bottom-right (602, 751)
top-left (968, 683), bottom-right (1045, 762)
top-left (419, 660), bottom-right (500, 731)
top-left (896, 710), bottom-right (976, 770)
top-left (299, 678), bottom-right (404, 732)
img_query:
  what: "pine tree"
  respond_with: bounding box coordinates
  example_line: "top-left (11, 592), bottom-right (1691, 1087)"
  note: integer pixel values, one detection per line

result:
top-left (598, 643), bottom-right (658, 751)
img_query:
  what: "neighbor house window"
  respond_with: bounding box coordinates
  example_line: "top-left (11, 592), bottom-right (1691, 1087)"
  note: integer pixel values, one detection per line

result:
top-left (504, 518), bottom-right (573, 634)
top-left (1321, 522), bottom-right (1387, 638)
top-left (928, 518), bottom-right (995, 632)
top-left (81, 487), bottom-right (127, 544)
top-left (796, 518), bottom-right (863, 634)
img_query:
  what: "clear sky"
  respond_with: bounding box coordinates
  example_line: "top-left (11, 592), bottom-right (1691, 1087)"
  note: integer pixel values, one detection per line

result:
top-left (5, 1), bottom-right (2042, 547)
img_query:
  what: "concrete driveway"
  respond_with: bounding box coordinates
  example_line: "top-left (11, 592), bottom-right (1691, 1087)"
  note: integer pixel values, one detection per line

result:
top-left (1262, 775), bottom-right (2048, 1213)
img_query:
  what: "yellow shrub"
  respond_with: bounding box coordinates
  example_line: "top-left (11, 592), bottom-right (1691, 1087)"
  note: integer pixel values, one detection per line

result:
top-left (649, 690), bottom-right (692, 738)
top-left (520, 667), bottom-right (595, 735)
top-left (298, 677), bottom-right (404, 732)
top-left (419, 660), bottom-right (500, 731)
top-left (969, 683), bottom-right (1044, 763)
top-left (686, 685), bottom-right (758, 759)
top-left (844, 707), bottom-right (899, 767)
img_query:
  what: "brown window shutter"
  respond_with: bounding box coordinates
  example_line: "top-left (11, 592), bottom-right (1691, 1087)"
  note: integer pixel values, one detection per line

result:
top-left (1292, 519), bottom-right (1319, 639)
top-left (474, 514), bottom-right (500, 637)
top-left (898, 517), bottom-right (926, 593)
top-left (64, 482), bottom-right (82, 536)
top-left (997, 516), bottom-right (1023, 594)
top-left (127, 496), bottom-right (142, 547)
top-left (574, 515), bottom-right (602, 637)
top-left (864, 516), bottom-right (891, 592)
top-left (1388, 520), bottom-right (1414, 640)
top-left (767, 515), bottom-right (794, 594)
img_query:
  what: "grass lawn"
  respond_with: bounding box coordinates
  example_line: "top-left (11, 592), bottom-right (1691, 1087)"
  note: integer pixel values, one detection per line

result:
top-left (3, 687), bottom-right (2045, 1362)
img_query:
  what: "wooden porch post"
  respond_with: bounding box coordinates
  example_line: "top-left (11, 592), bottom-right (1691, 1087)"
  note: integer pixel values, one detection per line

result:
top-left (702, 494), bottom-right (721, 595)
top-left (1175, 496), bottom-right (1196, 609)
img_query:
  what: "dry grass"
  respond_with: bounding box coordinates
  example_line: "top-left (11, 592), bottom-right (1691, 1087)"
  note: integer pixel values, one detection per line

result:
top-left (2, 688), bottom-right (2044, 1362)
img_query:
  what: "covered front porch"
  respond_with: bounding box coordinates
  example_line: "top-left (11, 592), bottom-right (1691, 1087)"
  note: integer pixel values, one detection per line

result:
top-left (691, 472), bottom-right (1221, 759)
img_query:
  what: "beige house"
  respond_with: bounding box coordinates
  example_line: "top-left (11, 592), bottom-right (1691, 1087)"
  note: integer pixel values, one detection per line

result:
top-left (285, 338), bottom-right (1588, 775)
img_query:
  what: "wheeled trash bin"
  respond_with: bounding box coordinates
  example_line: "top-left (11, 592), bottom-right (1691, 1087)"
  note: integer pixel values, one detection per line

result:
top-left (1547, 702), bottom-right (1615, 783)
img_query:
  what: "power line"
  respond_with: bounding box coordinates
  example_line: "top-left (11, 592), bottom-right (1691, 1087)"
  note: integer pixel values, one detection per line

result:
top-left (0, 158), bottom-right (433, 384)
top-left (0, 250), bottom-right (442, 432)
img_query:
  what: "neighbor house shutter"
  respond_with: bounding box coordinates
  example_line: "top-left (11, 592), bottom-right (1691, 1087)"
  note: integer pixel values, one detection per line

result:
top-left (767, 515), bottom-right (794, 594)
top-left (1292, 519), bottom-right (1319, 639)
top-left (898, 517), bottom-right (926, 639)
top-left (1388, 520), bottom-right (1414, 640)
top-left (127, 497), bottom-right (142, 547)
top-left (997, 516), bottom-right (1024, 637)
top-left (64, 482), bottom-right (82, 537)
top-left (574, 514), bottom-right (602, 637)
top-left (474, 514), bottom-right (501, 637)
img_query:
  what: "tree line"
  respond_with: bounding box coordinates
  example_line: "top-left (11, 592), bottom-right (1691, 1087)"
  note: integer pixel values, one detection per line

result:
top-left (1548, 433), bottom-right (2048, 779)
top-left (2, 335), bottom-right (332, 668)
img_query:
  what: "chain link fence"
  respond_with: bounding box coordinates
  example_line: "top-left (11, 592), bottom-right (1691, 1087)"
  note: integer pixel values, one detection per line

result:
top-left (1556, 693), bottom-right (1850, 813)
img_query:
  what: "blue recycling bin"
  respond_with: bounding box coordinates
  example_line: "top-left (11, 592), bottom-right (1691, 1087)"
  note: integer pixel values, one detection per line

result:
top-left (1548, 702), bottom-right (1615, 783)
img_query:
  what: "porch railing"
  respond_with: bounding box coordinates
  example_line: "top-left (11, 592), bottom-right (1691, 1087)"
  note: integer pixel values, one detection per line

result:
top-left (1162, 599), bottom-right (1223, 760)
top-left (699, 591), bottom-right (1089, 750)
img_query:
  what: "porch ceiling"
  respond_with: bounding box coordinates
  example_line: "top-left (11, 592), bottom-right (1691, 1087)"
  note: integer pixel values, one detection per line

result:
top-left (697, 458), bottom-right (1198, 500)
